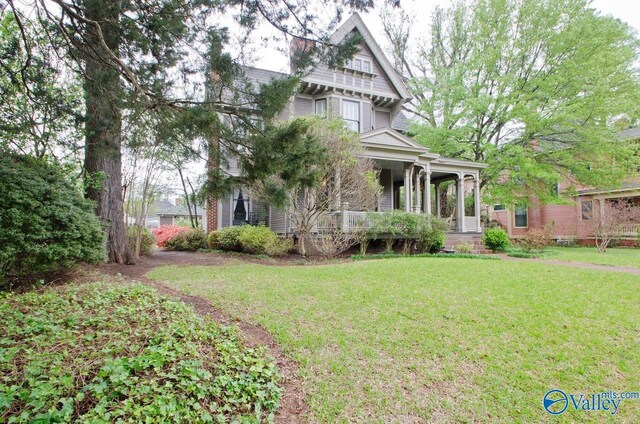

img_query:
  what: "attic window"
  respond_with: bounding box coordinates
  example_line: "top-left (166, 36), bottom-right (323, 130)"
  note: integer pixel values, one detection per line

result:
top-left (344, 58), bottom-right (372, 73)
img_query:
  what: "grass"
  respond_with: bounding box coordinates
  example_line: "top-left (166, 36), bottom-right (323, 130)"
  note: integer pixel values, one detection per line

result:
top-left (549, 246), bottom-right (640, 268)
top-left (150, 258), bottom-right (640, 422)
top-left (0, 282), bottom-right (280, 423)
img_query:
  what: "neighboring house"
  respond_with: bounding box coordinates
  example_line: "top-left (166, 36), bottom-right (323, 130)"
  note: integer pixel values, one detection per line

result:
top-left (206, 13), bottom-right (487, 236)
top-left (156, 198), bottom-right (207, 229)
top-left (492, 128), bottom-right (640, 245)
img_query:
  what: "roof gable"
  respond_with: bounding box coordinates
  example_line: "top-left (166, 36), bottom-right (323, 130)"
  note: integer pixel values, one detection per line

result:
top-left (330, 13), bottom-right (411, 100)
top-left (360, 128), bottom-right (428, 152)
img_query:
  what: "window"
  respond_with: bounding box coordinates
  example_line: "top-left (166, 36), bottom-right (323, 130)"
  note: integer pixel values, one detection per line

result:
top-left (344, 58), bottom-right (371, 73)
top-left (494, 204), bottom-right (505, 211)
top-left (315, 99), bottom-right (327, 117)
top-left (581, 200), bottom-right (593, 221)
top-left (342, 100), bottom-right (360, 132)
top-left (514, 207), bottom-right (528, 227)
top-left (233, 189), bottom-right (249, 225)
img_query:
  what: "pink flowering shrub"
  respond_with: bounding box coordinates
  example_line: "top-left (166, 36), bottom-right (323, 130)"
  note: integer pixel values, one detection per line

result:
top-left (153, 225), bottom-right (191, 248)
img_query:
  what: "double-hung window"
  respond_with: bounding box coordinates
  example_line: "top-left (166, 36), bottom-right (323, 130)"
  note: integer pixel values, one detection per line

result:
top-left (342, 100), bottom-right (360, 132)
top-left (514, 207), bottom-right (528, 227)
top-left (315, 99), bottom-right (327, 117)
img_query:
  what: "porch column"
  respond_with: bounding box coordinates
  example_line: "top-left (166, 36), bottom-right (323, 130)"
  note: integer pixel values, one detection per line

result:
top-left (404, 166), bottom-right (412, 212)
top-left (474, 177), bottom-right (481, 232)
top-left (457, 174), bottom-right (466, 232)
top-left (423, 172), bottom-right (432, 215)
top-left (414, 170), bottom-right (422, 213)
top-left (435, 182), bottom-right (441, 218)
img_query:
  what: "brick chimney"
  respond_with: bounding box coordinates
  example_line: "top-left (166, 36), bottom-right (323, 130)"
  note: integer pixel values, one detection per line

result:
top-left (289, 36), bottom-right (316, 73)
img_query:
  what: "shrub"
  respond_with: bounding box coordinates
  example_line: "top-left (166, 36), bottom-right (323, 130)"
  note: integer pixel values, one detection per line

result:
top-left (238, 226), bottom-right (278, 254)
top-left (519, 228), bottom-right (553, 253)
top-left (482, 227), bottom-right (510, 252)
top-left (265, 237), bottom-right (294, 256)
top-left (153, 225), bottom-right (191, 248)
top-left (0, 153), bottom-right (105, 283)
top-left (218, 226), bottom-right (246, 252)
top-left (166, 228), bottom-right (207, 251)
top-left (207, 230), bottom-right (221, 249)
top-left (416, 215), bottom-right (448, 253)
top-left (455, 242), bottom-right (474, 254)
top-left (368, 211), bottom-right (400, 253)
top-left (127, 226), bottom-right (155, 256)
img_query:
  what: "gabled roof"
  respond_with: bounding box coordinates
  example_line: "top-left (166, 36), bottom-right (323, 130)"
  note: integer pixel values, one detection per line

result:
top-left (330, 13), bottom-right (411, 100)
top-left (242, 66), bottom-right (288, 87)
top-left (360, 128), bottom-right (428, 153)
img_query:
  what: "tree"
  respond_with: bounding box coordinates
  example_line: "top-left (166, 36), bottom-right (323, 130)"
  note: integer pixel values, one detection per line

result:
top-left (594, 199), bottom-right (640, 253)
top-left (245, 117), bottom-right (381, 255)
top-left (5, 0), bottom-right (385, 263)
top-left (383, 0), bottom-right (640, 206)
top-left (0, 11), bottom-right (83, 160)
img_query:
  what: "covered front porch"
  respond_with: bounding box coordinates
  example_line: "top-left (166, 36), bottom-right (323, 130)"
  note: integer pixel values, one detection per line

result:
top-left (319, 128), bottom-right (488, 233)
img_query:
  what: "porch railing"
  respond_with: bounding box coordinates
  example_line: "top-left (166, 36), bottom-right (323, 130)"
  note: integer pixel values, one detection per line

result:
top-left (314, 211), bottom-right (477, 233)
top-left (620, 223), bottom-right (640, 236)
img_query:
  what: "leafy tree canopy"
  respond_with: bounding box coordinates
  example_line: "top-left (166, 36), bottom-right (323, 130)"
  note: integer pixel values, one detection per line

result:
top-left (384, 0), bottom-right (640, 205)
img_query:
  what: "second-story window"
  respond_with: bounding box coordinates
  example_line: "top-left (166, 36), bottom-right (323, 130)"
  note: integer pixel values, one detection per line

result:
top-left (342, 100), bottom-right (360, 132)
top-left (315, 99), bottom-right (327, 117)
top-left (363, 61), bottom-right (371, 73)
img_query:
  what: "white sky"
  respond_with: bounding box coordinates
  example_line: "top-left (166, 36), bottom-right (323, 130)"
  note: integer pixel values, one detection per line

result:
top-left (253, 0), bottom-right (640, 72)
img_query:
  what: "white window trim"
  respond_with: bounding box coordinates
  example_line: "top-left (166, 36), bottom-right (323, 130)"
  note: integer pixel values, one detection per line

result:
top-left (314, 98), bottom-right (328, 117)
top-left (341, 99), bottom-right (362, 133)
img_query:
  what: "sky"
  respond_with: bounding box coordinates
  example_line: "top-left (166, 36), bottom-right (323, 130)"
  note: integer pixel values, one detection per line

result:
top-left (253, 0), bottom-right (640, 72)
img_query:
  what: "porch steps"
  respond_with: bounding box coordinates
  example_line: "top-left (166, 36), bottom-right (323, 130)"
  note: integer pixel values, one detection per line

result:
top-left (443, 232), bottom-right (490, 254)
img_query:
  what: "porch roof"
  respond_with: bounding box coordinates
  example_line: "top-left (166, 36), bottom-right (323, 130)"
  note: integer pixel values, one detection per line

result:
top-left (360, 128), bottom-right (487, 172)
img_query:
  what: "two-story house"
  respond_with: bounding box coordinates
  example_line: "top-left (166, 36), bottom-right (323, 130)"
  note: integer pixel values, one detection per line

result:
top-left (205, 13), bottom-right (487, 238)
top-left (491, 128), bottom-right (640, 245)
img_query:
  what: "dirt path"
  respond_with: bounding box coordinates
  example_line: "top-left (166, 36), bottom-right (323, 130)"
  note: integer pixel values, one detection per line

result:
top-left (498, 254), bottom-right (640, 276)
top-left (98, 250), bottom-right (308, 423)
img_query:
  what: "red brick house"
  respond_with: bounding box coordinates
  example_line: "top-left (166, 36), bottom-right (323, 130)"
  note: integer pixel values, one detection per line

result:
top-left (491, 129), bottom-right (640, 246)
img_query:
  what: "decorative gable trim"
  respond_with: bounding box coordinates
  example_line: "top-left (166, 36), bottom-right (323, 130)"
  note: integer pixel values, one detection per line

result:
top-left (330, 13), bottom-right (412, 100)
top-left (361, 128), bottom-right (427, 152)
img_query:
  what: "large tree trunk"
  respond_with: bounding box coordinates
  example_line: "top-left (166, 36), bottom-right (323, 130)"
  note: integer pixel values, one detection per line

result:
top-left (83, 0), bottom-right (132, 264)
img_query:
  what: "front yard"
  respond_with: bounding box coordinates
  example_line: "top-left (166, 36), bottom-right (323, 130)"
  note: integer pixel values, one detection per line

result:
top-left (150, 257), bottom-right (640, 422)
top-left (549, 246), bottom-right (640, 268)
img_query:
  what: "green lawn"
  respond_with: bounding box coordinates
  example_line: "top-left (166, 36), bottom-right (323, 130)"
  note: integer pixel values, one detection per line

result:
top-left (549, 246), bottom-right (640, 268)
top-left (149, 258), bottom-right (640, 422)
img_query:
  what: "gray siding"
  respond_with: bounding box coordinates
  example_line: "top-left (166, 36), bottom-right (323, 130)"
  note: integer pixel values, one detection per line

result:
top-left (375, 110), bottom-right (391, 129)
top-left (294, 97), bottom-right (313, 115)
top-left (360, 44), bottom-right (397, 96)
top-left (307, 62), bottom-right (335, 85)
top-left (269, 207), bottom-right (288, 234)
top-left (362, 100), bottom-right (372, 132)
top-left (221, 194), bottom-right (231, 228)
top-left (379, 169), bottom-right (393, 211)
top-left (330, 97), bottom-right (341, 119)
